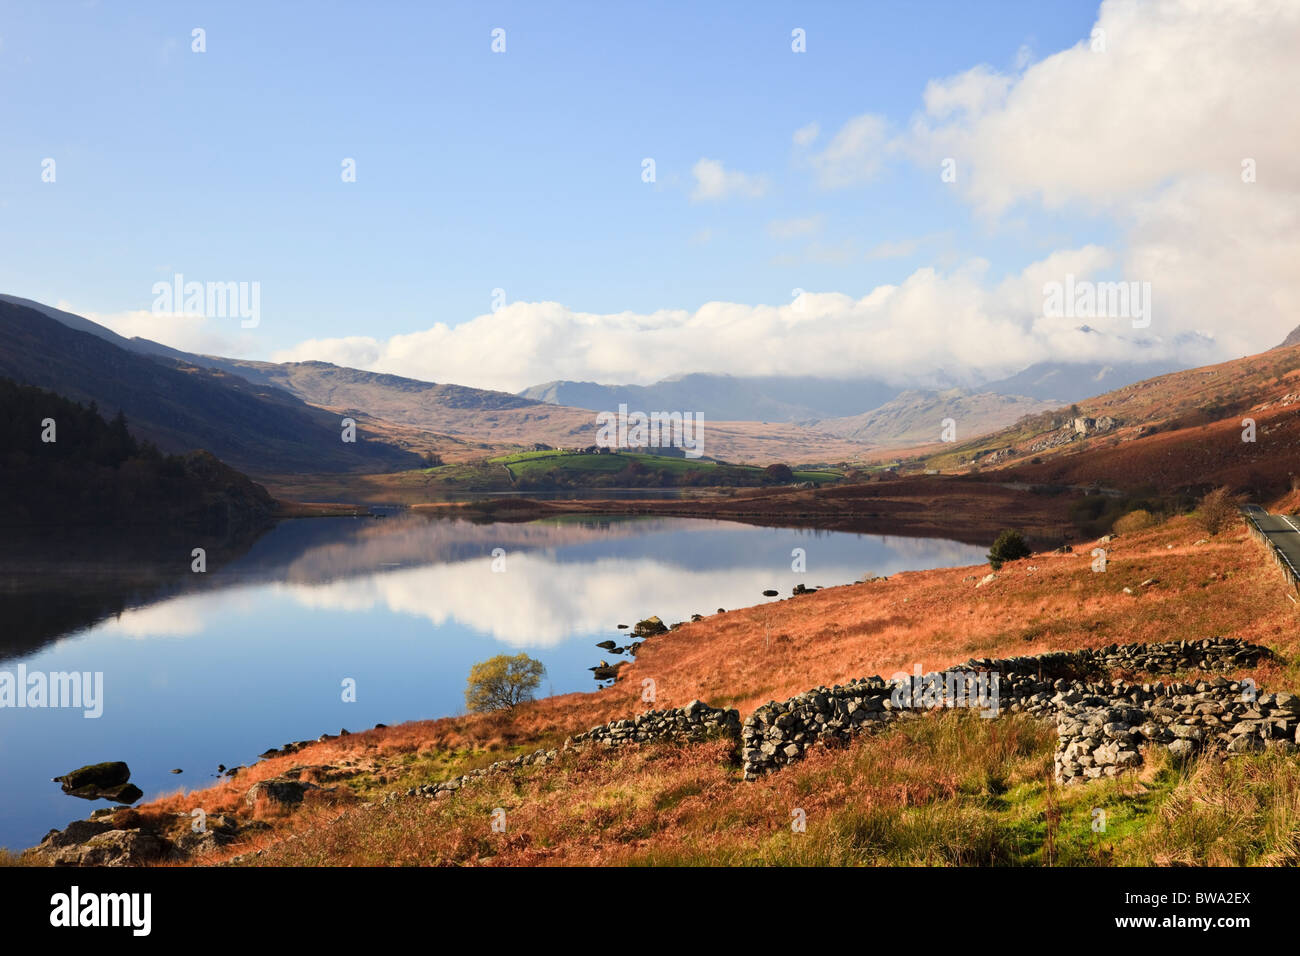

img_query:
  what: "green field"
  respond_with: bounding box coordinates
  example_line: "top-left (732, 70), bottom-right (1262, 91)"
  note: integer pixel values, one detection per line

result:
top-left (485, 450), bottom-right (841, 487)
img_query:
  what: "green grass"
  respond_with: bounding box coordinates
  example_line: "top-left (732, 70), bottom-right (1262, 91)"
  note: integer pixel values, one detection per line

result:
top-left (340, 734), bottom-right (571, 800)
top-left (417, 459), bottom-right (513, 490)
top-left (485, 450), bottom-right (842, 486)
top-left (629, 713), bottom-right (1297, 867)
top-left (400, 450), bottom-right (843, 494)
top-left (1116, 749), bottom-right (1300, 865)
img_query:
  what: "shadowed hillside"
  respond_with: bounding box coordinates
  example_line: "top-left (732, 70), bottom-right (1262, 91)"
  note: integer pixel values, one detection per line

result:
top-left (0, 300), bottom-right (422, 475)
top-left (0, 376), bottom-right (277, 531)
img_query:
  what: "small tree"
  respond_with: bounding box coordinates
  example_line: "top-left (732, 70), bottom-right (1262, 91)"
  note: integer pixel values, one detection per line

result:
top-left (1197, 486), bottom-right (1241, 535)
top-left (764, 463), bottom-right (795, 484)
top-left (465, 653), bottom-right (546, 714)
top-left (987, 529), bottom-right (1032, 570)
top-left (1112, 509), bottom-right (1155, 534)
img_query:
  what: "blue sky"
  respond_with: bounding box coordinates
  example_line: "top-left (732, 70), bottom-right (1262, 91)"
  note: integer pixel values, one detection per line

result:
top-left (1, 1), bottom-right (1292, 390)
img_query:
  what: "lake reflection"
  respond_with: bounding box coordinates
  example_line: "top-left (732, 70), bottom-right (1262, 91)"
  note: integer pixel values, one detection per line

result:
top-left (0, 514), bottom-right (986, 850)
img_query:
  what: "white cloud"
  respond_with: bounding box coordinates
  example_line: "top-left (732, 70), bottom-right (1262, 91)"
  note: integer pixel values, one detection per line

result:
top-left (275, 548), bottom-right (950, 647)
top-left (271, 334), bottom-right (381, 369)
top-left (907, 0), bottom-right (1300, 213)
top-left (900, 0), bottom-right (1300, 362)
top-left (270, 247), bottom-right (1217, 393)
top-left (865, 238), bottom-right (922, 260)
top-left (809, 113), bottom-right (890, 188)
top-left (921, 64), bottom-right (1011, 119)
top-left (690, 158), bottom-right (769, 201)
top-left (792, 122), bottom-right (820, 147)
top-left (766, 215), bottom-right (822, 239)
top-left (100, 594), bottom-right (230, 639)
top-left (68, 303), bottom-right (260, 358)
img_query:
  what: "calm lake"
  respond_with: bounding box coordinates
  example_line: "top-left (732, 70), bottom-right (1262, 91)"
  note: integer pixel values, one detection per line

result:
top-left (0, 514), bottom-right (986, 850)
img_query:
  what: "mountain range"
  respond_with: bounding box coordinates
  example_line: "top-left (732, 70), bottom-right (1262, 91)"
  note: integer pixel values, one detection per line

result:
top-left (519, 360), bottom-right (1190, 426)
top-left (814, 388), bottom-right (1057, 448)
top-left (0, 293), bottom-right (1233, 476)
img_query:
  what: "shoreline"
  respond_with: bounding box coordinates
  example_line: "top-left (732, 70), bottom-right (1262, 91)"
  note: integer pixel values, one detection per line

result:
top-left (406, 475), bottom-right (1082, 547)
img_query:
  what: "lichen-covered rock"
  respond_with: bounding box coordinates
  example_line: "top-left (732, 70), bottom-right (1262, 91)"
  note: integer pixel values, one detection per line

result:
top-left (633, 616), bottom-right (669, 637)
top-left (244, 777), bottom-right (322, 808)
top-left (33, 826), bottom-right (173, 867)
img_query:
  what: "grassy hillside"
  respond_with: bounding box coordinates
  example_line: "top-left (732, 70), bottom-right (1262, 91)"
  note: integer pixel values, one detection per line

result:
top-left (918, 343), bottom-right (1300, 501)
top-left (491, 450), bottom-right (841, 488)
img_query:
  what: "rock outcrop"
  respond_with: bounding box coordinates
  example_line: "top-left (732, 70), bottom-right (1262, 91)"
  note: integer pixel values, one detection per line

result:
top-left (633, 616), bottom-right (669, 638)
top-left (52, 761), bottom-right (143, 804)
top-left (244, 777), bottom-right (323, 808)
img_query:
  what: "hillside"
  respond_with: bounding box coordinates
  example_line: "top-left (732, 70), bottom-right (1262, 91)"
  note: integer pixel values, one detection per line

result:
top-left (814, 388), bottom-right (1056, 447)
top-left (0, 376), bottom-right (277, 532)
top-left (210, 361), bottom-right (877, 465)
top-left (920, 342), bottom-right (1300, 499)
top-left (11, 297), bottom-right (1191, 472)
top-left (211, 358), bottom-right (601, 448)
top-left (0, 300), bottom-right (421, 475)
top-left (519, 365), bottom-right (1182, 423)
top-left (978, 359), bottom-right (1188, 403)
top-left (0, 299), bottom-right (877, 466)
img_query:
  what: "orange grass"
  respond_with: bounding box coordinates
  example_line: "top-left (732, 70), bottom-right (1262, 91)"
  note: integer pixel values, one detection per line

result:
top-left (228, 713), bottom-right (1057, 867)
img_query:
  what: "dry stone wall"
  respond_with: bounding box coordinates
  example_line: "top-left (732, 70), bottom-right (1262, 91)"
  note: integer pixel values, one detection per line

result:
top-left (741, 638), bottom-right (1273, 782)
top-left (1056, 682), bottom-right (1299, 782)
top-left (399, 639), bottom-right (1277, 803)
top-left (402, 700), bottom-right (739, 801)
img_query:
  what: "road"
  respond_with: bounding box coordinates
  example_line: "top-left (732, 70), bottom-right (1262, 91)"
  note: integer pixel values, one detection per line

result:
top-left (1247, 509), bottom-right (1300, 579)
